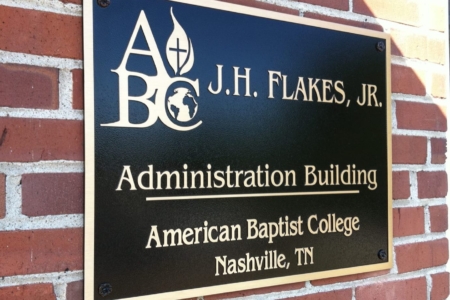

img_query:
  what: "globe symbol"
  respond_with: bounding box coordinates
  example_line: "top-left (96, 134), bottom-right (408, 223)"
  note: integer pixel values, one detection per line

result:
top-left (167, 87), bottom-right (198, 122)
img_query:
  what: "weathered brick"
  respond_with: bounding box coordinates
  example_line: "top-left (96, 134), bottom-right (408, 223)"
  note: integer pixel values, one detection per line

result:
top-left (0, 174), bottom-right (5, 219)
top-left (354, 0), bottom-right (422, 27)
top-left (22, 173), bottom-right (83, 217)
top-left (285, 289), bottom-right (352, 300)
top-left (0, 228), bottom-right (83, 277)
top-left (431, 72), bottom-right (447, 99)
top-left (60, 0), bottom-right (82, 4)
top-left (0, 284), bottom-right (56, 300)
top-left (303, 13), bottom-right (383, 31)
top-left (295, 0), bottom-right (349, 10)
top-left (396, 101), bottom-right (447, 132)
top-left (72, 69), bottom-right (84, 110)
top-left (393, 207), bottom-right (424, 237)
top-left (392, 65), bottom-right (425, 96)
top-left (427, 37), bottom-right (446, 65)
top-left (417, 171), bottom-right (448, 199)
top-left (0, 6), bottom-right (82, 59)
top-left (431, 138), bottom-right (446, 164)
top-left (0, 118), bottom-right (83, 162)
top-left (391, 30), bottom-right (427, 60)
top-left (355, 277), bottom-right (426, 300)
top-left (311, 270), bottom-right (388, 286)
top-left (393, 171), bottom-right (410, 199)
top-left (431, 272), bottom-right (450, 300)
top-left (429, 205), bottom-right (448, 232)
top-left (427, 2), bottom-right (447, 32)
top-left (392, 135), bottom-right (427, 164)
top-left (204, 282), bottom-right (305, 299)
top-left (396, 239), bottom-right (448, 273)
top-left (0, 64), bottom-right (59, 109)
top-left (66, 281), bottom-right (83, 300)
top-left (217, 0), bottom-right (298, 15)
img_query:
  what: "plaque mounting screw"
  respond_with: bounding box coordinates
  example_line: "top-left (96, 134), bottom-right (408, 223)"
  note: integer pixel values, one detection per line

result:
top-left (98, 283), bottom-right (112, 297)
top-left (378, 249), bottom-right (387, 261)
top-left (97, 0), bottom-right (110, 8)
top-left (376, 41), bottom-right (386, 52)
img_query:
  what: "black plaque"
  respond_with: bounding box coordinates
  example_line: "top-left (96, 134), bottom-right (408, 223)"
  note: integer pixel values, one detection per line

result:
top-left (84, 0), bottom-right (392, 299)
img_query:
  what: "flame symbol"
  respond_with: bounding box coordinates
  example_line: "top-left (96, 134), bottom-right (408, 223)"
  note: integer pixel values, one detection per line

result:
top-left (166, 8), bottom-right (194, 76)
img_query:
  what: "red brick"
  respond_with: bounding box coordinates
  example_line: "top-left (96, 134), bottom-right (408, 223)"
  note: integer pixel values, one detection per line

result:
top-left (0, 228), bottom-right (83, 277)
top-left (431, 73), bottom-right (447, 99)
top-left (393, 207), bottom-right (424, 237)
top-left (296, 0), bottom-right (349, 10)
top-left (60, 0), bottom-right (82, 4)
top-left (0, 6), bottom-right (82, 59)
top-left (286, 289), bottom-right (352, 300)
top-left (204, 282), bottom-right (305, 299)
top-left (311, 270), bottom-right (388, 286)
top-left (392, 135), bottom-right (427, 164)
top-left (396, 239), bottom-right (449, 273)
top-left (0, 284), bottom-right (56, 300)
top-left (303, 13), bottom-right (383, 31)
top-left (0, 118), bottom-right (83, 162)
top-left (431, 272), bottom-right (450, 300)
top-left (417, 171), bottom-right (448, 199)
top-left (217, 0), bottom-right (298, 15)
top-left (72, 69), bottom-right (84, 110)
top-left (0, 64), bottom-right (59, 109)
top-left (392, 65), bottom-right (425, 96)
top-left (391, 30), bottom-right (427, 60)
top-left (354, 0), bottom-right (422, 27)
top-left (396, 102), bottom-right (447, 132)
top-left (393, 171), bottom-right (410, 199)
top-left (427, 37), bottom-right (446, 65)
top-left (0, 174), bottom-right (5, 219)
top-left (355, 277), bottom-right (426, 300)
top-left (429, 205), bottom-right (448, 232)
top-left (431, 138), bottom-right (446, 164)
top-left (66, 281), bottom-right (83, 300)
top-left (22, 173), bottom-right (83, 217)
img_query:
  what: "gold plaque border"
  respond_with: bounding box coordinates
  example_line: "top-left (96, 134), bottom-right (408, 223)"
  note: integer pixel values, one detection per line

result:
top-left (83, 0), bottom-right (392, 299)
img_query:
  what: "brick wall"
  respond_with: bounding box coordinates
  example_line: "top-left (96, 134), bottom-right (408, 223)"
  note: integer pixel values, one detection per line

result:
top-left (0, 0), bottom-right (448, 299)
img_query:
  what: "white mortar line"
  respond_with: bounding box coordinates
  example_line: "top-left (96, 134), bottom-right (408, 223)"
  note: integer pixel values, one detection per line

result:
top-left (0, 0), bottom-right (81, 16)
top-left (0, 50), bottom-right (82, 69)
top-left (54, 282), bottom-right (67, 300)
top-left (424, 205), bottom-right (431, 234)
top-left (0, 270), bottom-right (83, 288)
top-left (391, 100), bottom-right (398, 129)
top-left (426, 138), bottom-right (432, 165)
top-left (4, 175), bottom-right (22, 219)
top-left (392, 165), bottom-right (446, 172)
top-left (0, 214), bottom-right (83, 231)
top-left (392, 129), bottom-right (447, 139)
top-left (393, 198), bottom-right (447, 208)
top-left (426, 274), bottom-right (432, 300)
top-left (59, 69), bottom-right (74, 112)
top-left (410, 171), bottom-right (419, 200)
top-left (0, 161), bottom-right (83, 176)
top-left (0, 108), bottom-right (83, 121)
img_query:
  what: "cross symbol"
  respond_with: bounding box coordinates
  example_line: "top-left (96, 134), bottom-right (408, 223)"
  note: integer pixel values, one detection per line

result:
top-left (169, 38), bottom-right (187, 73)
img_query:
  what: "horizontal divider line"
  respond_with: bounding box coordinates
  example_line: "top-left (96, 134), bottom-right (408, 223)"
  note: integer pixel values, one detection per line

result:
top-left (146, 190), bottom-right (360, 201)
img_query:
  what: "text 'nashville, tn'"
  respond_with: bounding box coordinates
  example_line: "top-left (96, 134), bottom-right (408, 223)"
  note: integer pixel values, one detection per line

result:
top-left (116, 164), bottom-right (378, 191)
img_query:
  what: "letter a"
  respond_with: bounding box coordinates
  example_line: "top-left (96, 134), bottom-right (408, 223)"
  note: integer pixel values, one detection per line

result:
top-left (103, 11), bottom-right (169, 128)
